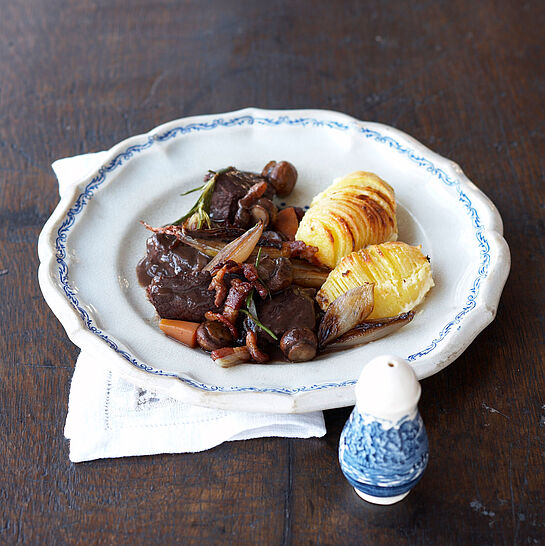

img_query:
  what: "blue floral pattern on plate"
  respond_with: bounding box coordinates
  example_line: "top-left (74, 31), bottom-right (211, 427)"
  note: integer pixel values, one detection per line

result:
top-left (53, 112), bottom-right (492, 393)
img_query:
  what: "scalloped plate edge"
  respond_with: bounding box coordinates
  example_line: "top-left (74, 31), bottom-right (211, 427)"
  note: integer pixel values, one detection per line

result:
top-left (37, 107), bottom-right (511, 413)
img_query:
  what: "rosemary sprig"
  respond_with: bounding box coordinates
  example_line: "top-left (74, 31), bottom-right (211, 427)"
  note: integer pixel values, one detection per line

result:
top-left (243, 273), bottom-right (277, 341)
top-left (180, 184), bottom-right (206, 196)
top-left (172, 176), bottom-right (215, 228)
top-left (245, 289), bottom-right (255, 309)
top-left (240, 309), bottom-right (278, 341)
top-left (253, 247), bottom-right (270, 295)
top-left (171, 166), bottom-right (233, 228)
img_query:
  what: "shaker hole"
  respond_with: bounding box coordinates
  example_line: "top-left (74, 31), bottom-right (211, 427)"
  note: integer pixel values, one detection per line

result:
top-left (388, 362), bottom-right (395, 367)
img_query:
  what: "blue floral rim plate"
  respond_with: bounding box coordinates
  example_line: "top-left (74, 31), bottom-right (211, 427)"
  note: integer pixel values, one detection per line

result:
top-left (38, 108), bottom-right (510, 413)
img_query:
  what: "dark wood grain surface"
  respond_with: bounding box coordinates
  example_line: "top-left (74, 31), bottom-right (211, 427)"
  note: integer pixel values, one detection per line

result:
top-left (1, 0), bottom-right (544, 544)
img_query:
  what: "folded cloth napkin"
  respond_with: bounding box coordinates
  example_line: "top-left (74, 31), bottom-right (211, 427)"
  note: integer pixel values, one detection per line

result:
top-left (54, 152), bottom-right (326, 463)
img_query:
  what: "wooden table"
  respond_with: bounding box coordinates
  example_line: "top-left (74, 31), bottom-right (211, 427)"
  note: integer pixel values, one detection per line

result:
top-left (2, 1), bottom-right (544, 543)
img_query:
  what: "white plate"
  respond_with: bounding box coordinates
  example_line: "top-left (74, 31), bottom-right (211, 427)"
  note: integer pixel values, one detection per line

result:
top-left (38, 108), bottom-right (510, 413)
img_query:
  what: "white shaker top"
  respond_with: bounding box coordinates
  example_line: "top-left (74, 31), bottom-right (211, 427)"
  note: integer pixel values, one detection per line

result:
top-left (355, 354), bottom-right (421, 423)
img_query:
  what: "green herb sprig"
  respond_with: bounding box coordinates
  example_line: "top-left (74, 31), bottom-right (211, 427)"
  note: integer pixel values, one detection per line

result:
top-left (241, 248), bottom-right (278, 340)
top-left (240, 308), bottom-right (278, 341)
top-left (171, 166), bottom-right (233, 228)
top-left (254, 247), bottom-right (270, 293)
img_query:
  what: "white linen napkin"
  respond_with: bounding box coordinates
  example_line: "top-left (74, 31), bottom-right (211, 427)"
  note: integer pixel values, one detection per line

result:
top-left (54, 151), bottom-right (326, 463)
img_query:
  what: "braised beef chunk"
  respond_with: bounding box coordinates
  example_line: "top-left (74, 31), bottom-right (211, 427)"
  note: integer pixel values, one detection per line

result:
top-left (184, 226), bottom-right (246, 241)
top-left (257, 256), bottom-right (293, 293)
top-left (147, 271), bottom-right (220, 322)
top-left (209, 168), bottom-right (274, 224)
top-left (136, 233), bottom-right (209, 286)
top-left (137, 162), bottom-right (329, 363)
top-left (259, 231), bottom-right (286, 247)
top-left (256, 286), bottom-right (317, 337)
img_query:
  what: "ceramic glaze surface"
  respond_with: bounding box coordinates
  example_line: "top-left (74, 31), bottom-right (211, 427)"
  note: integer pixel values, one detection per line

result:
top-left (37, 108), bottom-right (510, 412)
top-left (339, 410), bottom-right (429, 497)
top-left (355, 354), bottom-right (421, 420)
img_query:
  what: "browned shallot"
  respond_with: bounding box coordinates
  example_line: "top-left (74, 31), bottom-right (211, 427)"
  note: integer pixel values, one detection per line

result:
top-left (325, 311), bottom-right (415, 350)
top-left (211, 346), bottom-right (251, 368)
top-left (203, 221), bottom-right (264, 272)
top-left (317, 284), bottom-right (375, 348)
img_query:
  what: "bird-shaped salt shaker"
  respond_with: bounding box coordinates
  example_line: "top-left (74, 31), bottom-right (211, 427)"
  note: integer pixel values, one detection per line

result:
top-left (338, 354), bottom-right (429, 505)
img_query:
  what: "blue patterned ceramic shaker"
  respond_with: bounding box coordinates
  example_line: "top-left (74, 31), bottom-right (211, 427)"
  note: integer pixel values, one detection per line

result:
top-left (339, 354), bottom-right (429, 505)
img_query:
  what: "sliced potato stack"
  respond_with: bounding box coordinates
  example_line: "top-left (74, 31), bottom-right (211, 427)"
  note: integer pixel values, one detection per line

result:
top-left (295, 171), bottom-right (397, 269)
top-left (316, 241), bottom-right (434, 319)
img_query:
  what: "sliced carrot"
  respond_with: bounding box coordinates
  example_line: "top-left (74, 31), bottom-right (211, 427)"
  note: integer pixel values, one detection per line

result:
top-left (159, 319), bottom-right (200, 348)
top-left (274, 207), bottom-right (299, 241)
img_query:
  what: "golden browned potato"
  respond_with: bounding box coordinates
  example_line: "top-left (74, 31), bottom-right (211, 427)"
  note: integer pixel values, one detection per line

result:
top-left (316, 241), bottom-right (434, 319)
top-left (295, 171), bottom-right (397, 268)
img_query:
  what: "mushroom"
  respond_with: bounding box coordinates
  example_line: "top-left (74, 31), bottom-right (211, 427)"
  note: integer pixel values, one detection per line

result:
top-left (233, 206), bottom-right (251, 229)
top-left (196, 320), bottom-right (234, 352)
top-left (261, 160), bottom-right (298, 197)
top-left (250, 198), bottom-right (277, 228)
top-left (280, 328), bottom-right (318, 362)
